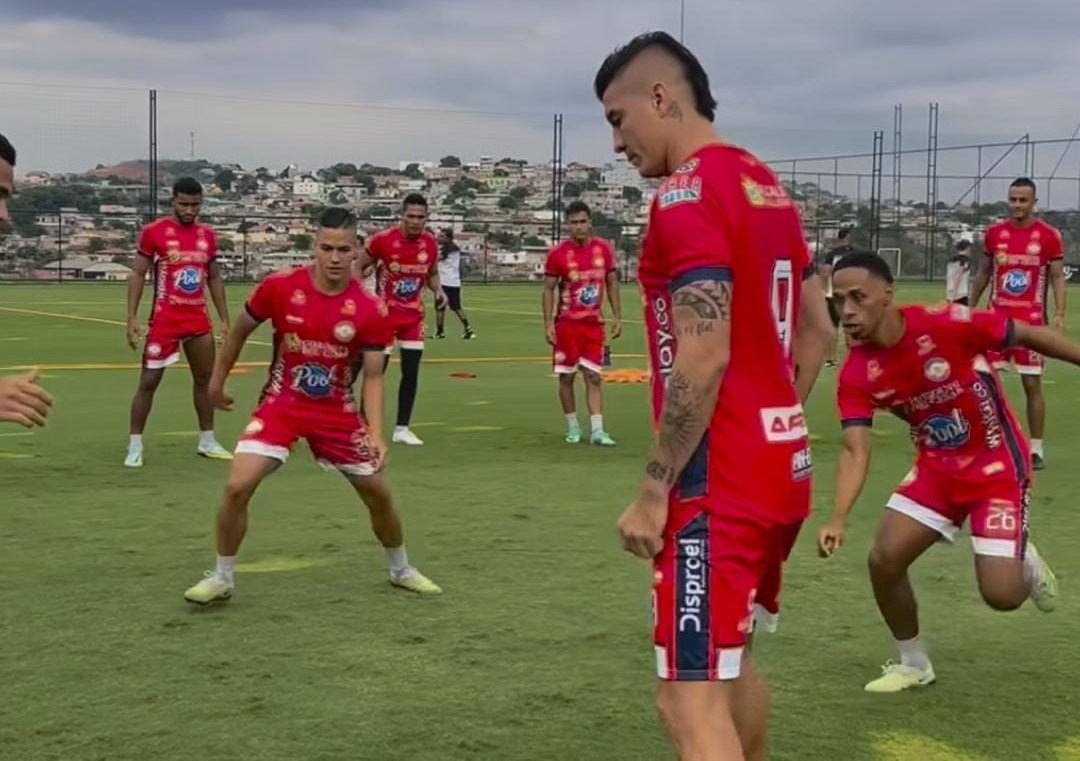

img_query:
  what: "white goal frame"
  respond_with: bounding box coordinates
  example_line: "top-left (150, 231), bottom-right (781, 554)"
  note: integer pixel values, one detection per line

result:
top-left (877, 247), bottom-right (904, 278)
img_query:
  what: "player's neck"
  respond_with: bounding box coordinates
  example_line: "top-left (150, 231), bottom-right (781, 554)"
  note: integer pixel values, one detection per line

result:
top-left (309, 267), bottom-right (349, 296)
top-left (171, 213), bottom-right (195, 227)
top-left (667, 122), bottom-right (724, 175)
top-left (398, 224), bottom-right (420, 240)
top-left (1010, 215), bottom-right (1036, 229)
top-left (873, 309), bottom-right (906, 348)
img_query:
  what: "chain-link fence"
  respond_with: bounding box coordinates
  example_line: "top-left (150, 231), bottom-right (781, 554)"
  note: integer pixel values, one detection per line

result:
top-left (4, 85), bottom-right (1080, 285)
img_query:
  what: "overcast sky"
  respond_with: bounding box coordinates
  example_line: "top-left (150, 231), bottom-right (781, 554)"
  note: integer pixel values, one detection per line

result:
top-left (2, 0), bottom-right (1080, 205)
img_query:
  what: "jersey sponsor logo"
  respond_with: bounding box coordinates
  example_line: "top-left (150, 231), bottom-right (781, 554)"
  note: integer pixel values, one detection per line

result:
top-left (196, 238), bottom-right (209, 252)
top-left (291, 363), bottom-right (335, 398)
top-left (972, 379), bottom-right (1003, 450)
top-left (283, 333), bottom-right (350, 359)
top-left (916, 335), bottom-right (936, 356)
top-left (418, 251), bottom-right (429, 264)
top-left (791, 446), bottom-right (813, 481)
top-left (908, 380), bottom-right (962, 412)
top-left (657, 174), bottom-right (702, 209)
top-left (674, 157), bottom-right (700, 175)
top-left (393, 278), bottom-right (422, 299)
top-left (577, 283), bottom-right (600, 308)
top-left (286, 315), bottom-right (304, 325)
top-left (924, 358), bottom-right (951, 383)
top-left (1001, 269), bottom-right (1030, 296)
top-left (867, 360), bottom-right (883, 381)
top-left (290, 289), bottom-right (307, 307)
top-left (650, 291), bottom-right (676, 388)
top-left (919, 409), bottom-right (971, 450)
top-left (174, 267), bottom-right (202, 294)
top-left (761, 405), bottom-right (808, 442)
top-left (146, 342), bottom-right (161, 357)
top-left (741, 176), bottom-right (792, 208)
top-left (342, 299), bottom-right (356, 316)
top-left (333, 321), bottom-right (356, 343)
top-left (1027, 241), bottom-right (1041, 256)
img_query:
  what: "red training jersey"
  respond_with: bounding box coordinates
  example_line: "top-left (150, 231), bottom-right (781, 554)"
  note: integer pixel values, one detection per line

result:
top-left (639, 143), bottom-right (812, 523)
top-left (138, 216), bottom-right (218, 316)
top-left (544, 237), bottom-right (616, 323)
top-left (838, 304), bottom-right (1029, 479)
top-left (366, 227), bottom-right (438, 317)
top-left (983, 218), bottom-right (1063, 324)
top-left (246, 267), bottom-right (392, 411)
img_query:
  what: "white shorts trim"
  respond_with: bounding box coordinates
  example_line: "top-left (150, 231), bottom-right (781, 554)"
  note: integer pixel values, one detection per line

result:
top-left (717, 647), bottom-right (744, 680)
top-left (885, 493), bottom-right (959, 542)
top-left (235, 440), bottom-right (290, 462)
top-left (993, 359), bottom-right (1043, 376)
top-left (316, 458), bottom-right (377, 477)
top-left (385, 341), bottom-right (424, 354)
top-left (578, 359), bottom-right (603, 374)
top-left (553, 364), bottom-right (577, 375)
top-left (971, 536), bottom-right (1018, 558)
top-left (144, 352), bottom-right (181, 370)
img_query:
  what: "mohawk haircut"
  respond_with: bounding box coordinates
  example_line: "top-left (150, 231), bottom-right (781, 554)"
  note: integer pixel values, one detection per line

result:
top-left (832, 250), bottom-right (894, 284)
top-left (0, 132), bottom-right (15, 166)
top-left (565, 200), bottom-right (591, 218)
top-left (318, 206), bottom-right (358, 230)
top-left (593, 31), bottom-right (717, 122)
top-left (402, 192), bottom-right (428, 210)
top-left (172, 177), bottom-right (203, 197)
top-left (1010, 177), bottom-right (1037, 194)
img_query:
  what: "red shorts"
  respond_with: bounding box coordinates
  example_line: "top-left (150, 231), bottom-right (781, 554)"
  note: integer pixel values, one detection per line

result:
top-left (553, 319), bottom-right (604, 374)
top-left (235, 397), bottom-right (378, 477)
top-left (653, 507), bottom-right (805, 682)
top-left (383, 311), bottom-right (424, 353)
top-left (987, 345), bottom-right (1043, 376)
top-left (143, 308), bottom-right (212, 369)
top-left (887, 461), bottom-right (1030, 559)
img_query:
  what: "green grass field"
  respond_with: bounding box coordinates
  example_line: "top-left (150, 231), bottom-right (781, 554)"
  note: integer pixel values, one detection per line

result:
top-left (1, 282), bottom-right (1079, 761)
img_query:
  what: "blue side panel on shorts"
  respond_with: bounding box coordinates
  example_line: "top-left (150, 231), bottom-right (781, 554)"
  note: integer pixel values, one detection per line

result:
top-left (677, 435), bottom-right (709, 500)
top-left (674, 512), bottom-right (710, 680)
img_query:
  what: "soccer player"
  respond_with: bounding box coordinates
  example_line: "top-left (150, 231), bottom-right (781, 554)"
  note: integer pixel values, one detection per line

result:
top-left (542, 201), bottom-right (621, 446)
top-left (124, 177), bottom-right (232, 467)
top-left (819, 252), bottom-right (1065, 694)
top-left (595, 32), bottom-right (834, 761)
top-left (434, 227), bottom-right (476, 339)
top-left (820, 229), bottom-right (854, 367)
top-left (183, 208), bottom-right (441, 605)
top-left (969, 178), bottom-right (1066, 469)
top-left (0, 132), bottom-right (55, 429)
top-left (358, 193), bottom-right (447, 446)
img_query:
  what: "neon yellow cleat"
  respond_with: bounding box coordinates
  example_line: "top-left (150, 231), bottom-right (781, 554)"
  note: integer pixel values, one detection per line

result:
top-left (390, 567), bottom-right (442, 595)
top-left (184, 571), bottom-right (234, 605)
top-left (197, 441), bottom-right (234, 461)
top-left (1028, 542), bottom-right (1058, 613)
top-left (864, 661), bottom-right (936, 693)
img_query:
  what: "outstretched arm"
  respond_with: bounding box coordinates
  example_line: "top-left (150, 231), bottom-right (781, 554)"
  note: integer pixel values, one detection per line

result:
top-left (818, 423), bottom-right (873, 557)
top-left (1013, 320), bottom-right (1080, 365)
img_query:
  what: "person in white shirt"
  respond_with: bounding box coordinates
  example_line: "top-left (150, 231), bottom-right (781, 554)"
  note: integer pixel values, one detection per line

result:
top-left (434, 228), bottom-right (476, 339)
top-left (946, 240), bottom-right (972, 305)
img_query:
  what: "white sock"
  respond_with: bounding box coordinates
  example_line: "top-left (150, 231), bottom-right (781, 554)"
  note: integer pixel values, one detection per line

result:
top-left (395, 425), bottom-right (408, 434)
top-left (565, 414), bottom-right (579, 432)
top-left (216, 555), bottom-right (237, 583)
top-left (386, 546), bottom-right (409, 574)
top-left (129, 434), bottom-right (143, 450)
top-left (1031, 439), bottom-right (1044, 457)
top-left (1024, 543), bottom-right (1045, 594)
top-left (199, 430), bottom-right (216, 447)
top-left (896, 637), bottom-right (930, 671)
top-left (590, 414), bottom-right (603, 435)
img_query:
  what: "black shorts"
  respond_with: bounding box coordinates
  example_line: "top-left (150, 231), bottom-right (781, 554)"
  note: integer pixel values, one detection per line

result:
top-left (442, 286), bottom-right (462, 311)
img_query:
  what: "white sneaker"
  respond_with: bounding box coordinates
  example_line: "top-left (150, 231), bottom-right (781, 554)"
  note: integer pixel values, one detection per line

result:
top-left (124, 448), bottom-right (143, 468)
top-left (184, 571), bottom-right (234, 605)
top-left (1027, 542), bottom-right (1058, 613)
top-left (392, 428), bottom-right (424, 446)
top-left (864, 660), bottom-right (936, 693)
top-left (196, 440), bottom-right (233, 461)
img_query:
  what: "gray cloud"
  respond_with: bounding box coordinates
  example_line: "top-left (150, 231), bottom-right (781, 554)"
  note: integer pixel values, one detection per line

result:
top-left (2, 0), bottom-right (1080, 208)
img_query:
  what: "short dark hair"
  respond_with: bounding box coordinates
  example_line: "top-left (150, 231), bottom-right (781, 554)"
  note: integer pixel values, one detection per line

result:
top-left (402, 193), bottom-right (427, 210)
top-left (440, 226), bottom-right (454, 241)
top-left (832, 250), bottom-right (894, 284)
top-left (837, 227), bottom-right (851, 240)
top-left (565, 200), bottom-right (591, 218)
top-left (172, 177), bottom-right (203, 197)
top-left (0, 133), bottom-right (15, 166)
top-left (318, 206), bottom-right (357, 230)
top-left (1010, 177), bottom-right (1037, 194)
top-left (593, 31), bottom-right (717, 122)
top-left (955, 240), bottom-right (971, 251)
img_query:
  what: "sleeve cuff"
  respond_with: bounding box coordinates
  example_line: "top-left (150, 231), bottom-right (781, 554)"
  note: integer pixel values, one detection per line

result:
top-left (669, 266), bottom-right (733, 293)
top-left (841, 418), bottom-right (872, 429)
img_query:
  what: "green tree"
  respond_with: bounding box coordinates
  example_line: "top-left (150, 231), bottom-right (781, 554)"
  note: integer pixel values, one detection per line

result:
top-left (290, 234), bottom-right (313, 251)
top-left (213, 169), bottom-right (237, 192)
top-left (622, 185), bottom-right (643, 204)
top-left (498, 196), bottom-right (520, 211)
top-left (403, 163), bottom-right (424, 180)
top-left (439, 155), bottom-right (462, 168)
top-left (87, 237), bottom-right (107, 254)
top-left (509, 186), bottom-right (530, 201)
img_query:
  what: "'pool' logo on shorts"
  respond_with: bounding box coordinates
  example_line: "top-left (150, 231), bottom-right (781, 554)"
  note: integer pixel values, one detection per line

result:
top-left (291, 363), bottom-right (334, 398)
top-left (919, 409), bottom-right (970, 449)
top-left (578, 283), bottom-right (600, 308)
top-left (1001, 269), bottom-right (1030, 297)
top-left (174, 267), bottom-right (202, 294)
top-left (394, 278), bottom-right (421, 299)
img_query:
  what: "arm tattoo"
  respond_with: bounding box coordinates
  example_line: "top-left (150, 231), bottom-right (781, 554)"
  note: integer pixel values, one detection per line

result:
top-left (659, 369), bottom-right (707, 455)
top-left (673, 280), bottom-right (732, 320)
top-left (645, 460), bottom-right (677, 486)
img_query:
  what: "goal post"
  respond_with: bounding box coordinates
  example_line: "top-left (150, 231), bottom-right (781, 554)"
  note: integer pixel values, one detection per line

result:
top-left (877, 247), bottom-right (904, 278)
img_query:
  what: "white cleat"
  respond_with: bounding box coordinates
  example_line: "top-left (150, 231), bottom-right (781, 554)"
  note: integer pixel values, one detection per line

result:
top-left (196, 440), bottom-right (234, 461)
top-left (864, 661), bottom-right (936, 693)
top-left (124, 449), bottom-right (143, 468)
top-left (1027, 542), bottom-right (1058, 613)
top-left (392, 428), bottom-right (424, 446)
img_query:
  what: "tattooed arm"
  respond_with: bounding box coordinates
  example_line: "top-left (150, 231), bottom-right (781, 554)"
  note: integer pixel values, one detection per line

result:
top-left (640, 267), bottom-right (732, 497)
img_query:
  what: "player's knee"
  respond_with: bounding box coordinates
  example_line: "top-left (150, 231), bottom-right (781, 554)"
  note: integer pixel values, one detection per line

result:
top-left (138, 371), bottom-right (163, 393)
top-left (223, 475), bottom-right (258, 506)
top-left (584, 370), bottom-right (602, 386)
top-left (979, 585), bottom-right (1025, 612)
top-left (558, 373), bottom-right (575, 387)
top-left (867, 543), bottom-right (906, 578)
top-left (191, 369), bottom-right (211, 387)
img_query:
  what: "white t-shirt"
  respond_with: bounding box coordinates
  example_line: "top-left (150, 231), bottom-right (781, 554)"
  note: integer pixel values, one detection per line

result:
top-left (946, 260), bottom-right (971, 302)
top-left (438, 248), bottom-right (462, 288)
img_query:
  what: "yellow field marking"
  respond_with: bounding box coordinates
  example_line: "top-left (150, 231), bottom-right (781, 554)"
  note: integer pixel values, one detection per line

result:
top-left (0, 452), bottom-right (33, 459)
top-left (159, 431), bottom-right (198, 437)
top-left (235, 557), bottom-right (324, 574)
top-left (466, 306), bottom-right (644, 325)
top-left (0, 305), bottom-right (271, 347)
top-left (0, 431), bottom-right (33, 438)
top-left (465, 400), bottom-right (493, 406)
top-left (451, 425), bottom-right (503, 432)
top-left (871, 731), bottom-right (988, 761)
top-left (0, 336), bottom-right (28, 341)
top-left (409, 422), bottom-right (447, 428)
top-left (1056, 738), bottom-right (1080, 761)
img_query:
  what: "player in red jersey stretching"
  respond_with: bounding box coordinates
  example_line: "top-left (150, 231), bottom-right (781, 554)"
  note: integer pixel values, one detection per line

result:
top-left (124, 177), bottom-right (232, 467)
top-left (595, 32), bottom-right (834, 761)
top-left (969, 178), bottom-right (1067, 470)
top-left (819, 252), bottom-right (1064, 694)
top-left (183, 208), bottom-right (441, 605)
top-left (542, 200), bottom-right (622, 445)
top-left (359, 193), bottom-right (446, 447)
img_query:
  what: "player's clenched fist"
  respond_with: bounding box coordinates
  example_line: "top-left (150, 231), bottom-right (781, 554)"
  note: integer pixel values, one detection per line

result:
top-left (817, 517), bottom-right (847, 557)
top-left (125, 320), bottom-right (143, 350)
top-left (617, 493), bottom-right (667, 559)
top-left (0, 368), bottom-right (54, 428)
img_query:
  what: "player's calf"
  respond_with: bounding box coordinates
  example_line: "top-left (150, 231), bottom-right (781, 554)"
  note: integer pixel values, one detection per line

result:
top-left (655, 682), bottom-right (744, 761)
